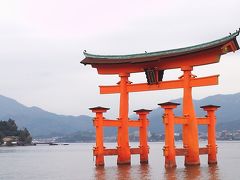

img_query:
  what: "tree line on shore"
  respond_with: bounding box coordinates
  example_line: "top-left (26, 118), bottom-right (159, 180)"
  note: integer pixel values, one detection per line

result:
top-left (0, 119), bottom-right (32, 145)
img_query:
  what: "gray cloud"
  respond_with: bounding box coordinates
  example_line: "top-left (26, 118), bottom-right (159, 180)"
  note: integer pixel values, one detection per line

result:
top-left (0, 0), bottom-right (240, 117)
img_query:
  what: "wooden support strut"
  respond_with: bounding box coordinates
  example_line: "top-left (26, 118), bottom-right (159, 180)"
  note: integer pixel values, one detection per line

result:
top-left (95, 118), bottom-right (143, 127)
top-left (90, 105), bottom-right (152, 165)
top-left (89, 106), bottom-right (110, 166)
top-left (159, 102), bottom-right (180, 168)
top-left (201, 105), bottom-right (220, 164)
top-left (134, 109), bottom-right (152, 164)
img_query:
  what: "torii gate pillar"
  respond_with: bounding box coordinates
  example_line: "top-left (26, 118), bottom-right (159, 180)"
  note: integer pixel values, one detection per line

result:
top-left (117, 73), bottom-right (131, 165)
top-left (134, 109), bottom-right (151, 164)
top-left (201, 105), bottom-right (220, 164)
top-left (159, 102), bottom-right (179, 168)
top-left (181, 66), bottom-right (200, 165)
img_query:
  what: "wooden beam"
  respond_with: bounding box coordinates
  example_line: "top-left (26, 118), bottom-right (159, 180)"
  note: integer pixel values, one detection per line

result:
top-left (130, 148), bottom-right (141, 154)
top-left (197, 117), bottom-right (209, 125)
top-left (190, 75), bottom-right (219, 87)
top-left (100, 79), bottom-right (183, 94)
top-left (103, 120), bottom-right (121, 127)
top-left (175, 148), bottom-right (188, 156)
top-left (100, 75), bottom-right (219, 94)
top-left (199, 147), bottom-right (209, 155)
top-left (104, 148), bottom-right (118, 156)
top-left (127, 79), bottom-right (184, 92)
top-left (128, 120), bottom-right (141, 127)
top-left (174, 116), bottom-right (188, 124)
top-left (99, 85), bottom-right (120, 94)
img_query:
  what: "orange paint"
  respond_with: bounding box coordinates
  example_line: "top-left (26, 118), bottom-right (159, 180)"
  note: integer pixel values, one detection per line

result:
top-left (82, 32), bottom-right (239, 167)
top-left (201, 105), bottom-right (220, 164)
top-left (117, 73), bottom-right (131, 165)
top-left (99, 75), bottom-right (218, 94)
top-left (181, 66), bottom-right (200, 166)
top-left (159, 102), bottom-right (179, 168)
top-left (134, 109), bottom-right (152, 164)
top-left (89, 107), bottom-right (109, 166)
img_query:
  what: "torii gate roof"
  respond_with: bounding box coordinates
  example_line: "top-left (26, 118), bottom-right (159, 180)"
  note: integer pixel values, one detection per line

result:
top-left (81, 31), bottom-right (239, 74)
top-left (81, 31), bottom-right (239, 65)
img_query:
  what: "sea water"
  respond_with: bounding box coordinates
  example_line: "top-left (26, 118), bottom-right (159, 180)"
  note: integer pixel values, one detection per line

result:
top-left (0, 141), bottom-right (239, 180)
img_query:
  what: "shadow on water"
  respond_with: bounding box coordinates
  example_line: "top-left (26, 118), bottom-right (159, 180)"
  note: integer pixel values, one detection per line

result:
top-left (94, 164), bottom-right (152, 180)
top-left (164, 164), bottom-right (220, 180)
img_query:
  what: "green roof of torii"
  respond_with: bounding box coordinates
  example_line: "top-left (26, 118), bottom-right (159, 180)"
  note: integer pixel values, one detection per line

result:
top-left (81, 30), bottom-right (239, 65)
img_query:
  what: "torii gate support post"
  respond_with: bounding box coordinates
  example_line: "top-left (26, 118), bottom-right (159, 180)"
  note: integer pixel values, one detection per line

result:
top-left (117, 73), bottom-right (131, 165)
top-left (181, 66), bottom-right (200, 166)
top-left (201, 105), bottom-right (220, 164)
top-left (89, 106), bottom-right (109, 166)
top-left (159, 102), bottom-right (179, 168)
top-left (134, 109), bottom-right (152, 164)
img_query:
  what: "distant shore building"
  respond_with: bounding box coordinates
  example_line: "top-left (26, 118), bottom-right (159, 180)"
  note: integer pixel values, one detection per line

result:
top-left (3, 136), bottom-right (18, 146)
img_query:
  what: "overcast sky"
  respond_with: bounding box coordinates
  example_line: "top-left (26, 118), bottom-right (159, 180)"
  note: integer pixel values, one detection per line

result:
top-left (0, 0), bottom-right (240, 117)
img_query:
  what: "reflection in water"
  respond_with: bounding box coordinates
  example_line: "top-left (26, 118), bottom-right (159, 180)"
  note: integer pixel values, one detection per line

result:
top-left (95, 164), bottom-right (220, 180)
top-left (184, 166), bottom-right (201, 180)
top-left (94, 164), bottom-right (151, 180)
top-left (164, 168), bottom-right (177, 180)
top-left (208, 165), bottom-right (220, 180)
top-left (94, 166), bottom-right (106, 180)
top-left (138, 164), bottom-right (152, 179)
top-left (164, 164), bottom-right (219, 180)
top-left (116, 165), bottom-right (131, 179)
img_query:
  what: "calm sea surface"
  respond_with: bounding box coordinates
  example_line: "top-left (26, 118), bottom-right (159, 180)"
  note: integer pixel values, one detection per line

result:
top-left (0, 141), bottom-right (240, 180)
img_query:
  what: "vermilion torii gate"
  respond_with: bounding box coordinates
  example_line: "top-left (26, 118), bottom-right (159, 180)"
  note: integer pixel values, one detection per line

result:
top-left (81, 31), bottom-right (239, 167)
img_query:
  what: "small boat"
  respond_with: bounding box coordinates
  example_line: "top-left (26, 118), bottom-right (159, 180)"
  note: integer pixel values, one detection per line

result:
top-left (49, 143), bottom-right (58, 146)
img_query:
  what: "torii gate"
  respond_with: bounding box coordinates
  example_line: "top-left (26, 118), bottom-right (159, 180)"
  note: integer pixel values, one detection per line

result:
top-left (81, 31), bottom-right (239, 167)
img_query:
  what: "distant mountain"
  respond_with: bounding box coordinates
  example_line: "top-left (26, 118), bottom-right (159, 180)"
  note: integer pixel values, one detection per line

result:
top-left (216, 119), bottom-right (240, 131)
top-left (0, 95), bottom-right (93, 137)
top-left (0, 93), bottom-right (240, 138)
top-left (146, 93), bottom-right (240, 133)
